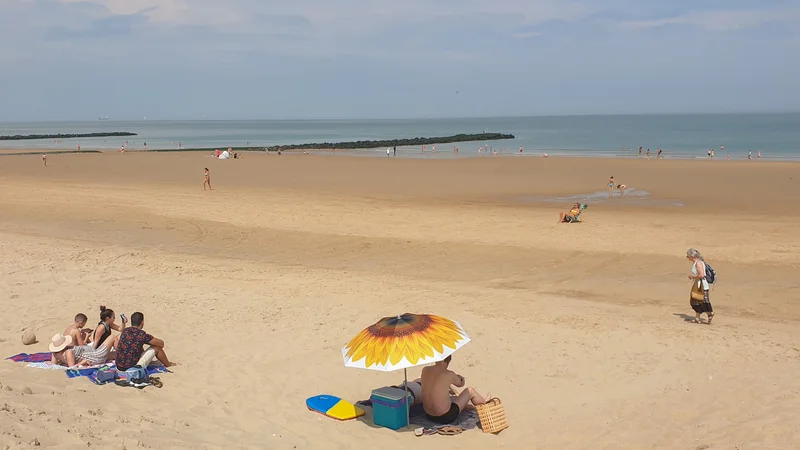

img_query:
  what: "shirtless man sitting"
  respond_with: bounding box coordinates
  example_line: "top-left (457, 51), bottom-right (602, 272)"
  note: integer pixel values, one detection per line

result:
top-left (64, 313), bottom-right (92, 346)
top-left (421, 355), bottom-right (489, 425)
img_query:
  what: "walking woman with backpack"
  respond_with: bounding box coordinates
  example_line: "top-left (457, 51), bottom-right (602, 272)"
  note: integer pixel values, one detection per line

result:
top-left (687, 248), bottom-right (715, 324)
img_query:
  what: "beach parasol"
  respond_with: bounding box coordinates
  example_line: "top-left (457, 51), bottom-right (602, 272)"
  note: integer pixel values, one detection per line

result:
top-left (342, 313), bottom-right (470, 428)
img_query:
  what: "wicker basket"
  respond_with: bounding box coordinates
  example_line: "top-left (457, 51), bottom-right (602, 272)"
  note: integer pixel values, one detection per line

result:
top-left (476, 398), bottom-right (508, 433)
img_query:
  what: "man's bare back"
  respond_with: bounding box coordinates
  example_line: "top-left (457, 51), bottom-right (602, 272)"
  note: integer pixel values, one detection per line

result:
top-left (421, 363), bottom-right (460, 416)
top-left (420, 356), bottom-right (488, 424)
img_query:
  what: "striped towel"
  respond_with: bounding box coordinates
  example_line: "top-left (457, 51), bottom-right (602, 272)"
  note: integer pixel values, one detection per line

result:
top-left (26, 362), bottom-right (66, 370)
top-left (7, 352), bottom-right (52, 363)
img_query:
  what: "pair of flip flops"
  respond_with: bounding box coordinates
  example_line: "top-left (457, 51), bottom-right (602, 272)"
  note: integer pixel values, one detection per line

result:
top-left (414, 426), bottom-right (464, 436)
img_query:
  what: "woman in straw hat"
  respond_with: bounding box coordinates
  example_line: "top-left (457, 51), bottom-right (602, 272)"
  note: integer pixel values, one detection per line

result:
top-left (49, 334), bottom-right (77, 367)
top-left (49, 334), bottom-right (98, 367)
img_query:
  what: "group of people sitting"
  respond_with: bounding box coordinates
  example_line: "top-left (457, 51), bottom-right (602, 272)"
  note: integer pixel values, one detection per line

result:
top-left (48, 306), bottom-right (174, 371)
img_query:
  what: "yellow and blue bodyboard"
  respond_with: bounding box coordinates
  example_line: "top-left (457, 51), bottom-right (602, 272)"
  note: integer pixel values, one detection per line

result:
top-left (306, 395), bottom-right (365, 421)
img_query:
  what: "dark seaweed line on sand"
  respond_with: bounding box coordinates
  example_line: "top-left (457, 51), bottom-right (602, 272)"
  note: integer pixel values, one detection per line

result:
top-left (0, 132), bottom-right (137, 141)
top-left (144, 133), bottom-right (516, 152)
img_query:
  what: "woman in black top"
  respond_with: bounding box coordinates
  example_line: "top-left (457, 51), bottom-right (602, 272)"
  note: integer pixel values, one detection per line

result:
top-left (91, 305), bottom-right (127, 349)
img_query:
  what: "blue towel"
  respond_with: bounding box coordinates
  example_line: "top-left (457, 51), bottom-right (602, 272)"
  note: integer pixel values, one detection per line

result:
top-left (66, 364), bottom-right (169, 384)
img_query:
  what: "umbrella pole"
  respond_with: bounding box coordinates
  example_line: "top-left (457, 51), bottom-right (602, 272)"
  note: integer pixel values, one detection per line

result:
top-left (404, 368), bottom-right (410, 429)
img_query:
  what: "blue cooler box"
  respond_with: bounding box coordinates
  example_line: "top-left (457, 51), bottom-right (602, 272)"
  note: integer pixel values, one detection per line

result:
top-left (370, 387), bottom-right (412, 430)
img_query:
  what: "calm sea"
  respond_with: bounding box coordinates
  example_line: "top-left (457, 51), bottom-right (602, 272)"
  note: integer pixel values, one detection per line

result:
top-left (1, 114), bottom-right (799, 160)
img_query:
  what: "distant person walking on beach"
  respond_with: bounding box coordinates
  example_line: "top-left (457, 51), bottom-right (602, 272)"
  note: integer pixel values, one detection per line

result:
top-left (608, 176), bottom-right (615, 196)
top-left (42, 154), bottom-right (47, 167)
top-left (657, 148), bottom-right (662, 159)
top-left (519, 145), bottom-right (523, 154)
top-left (646, 148), bottom-right (651, 159)
top-left (203, 168), bottom-right (212, 191)
top-left (757, 150), bottom-right (761, 159)
top-left (748, 151), bottom-right (752, 160)
top-left (687, 248), bottom-right (714, 324)
top-left (638, 146), bottom-right (642, 158)
top-left (393, 146), bottom-right (396, 157)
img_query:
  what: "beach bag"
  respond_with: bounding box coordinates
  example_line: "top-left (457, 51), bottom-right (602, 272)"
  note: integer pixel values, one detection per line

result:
top-left (476, 398), bottom-right (508, 433)
top-left (124, 366), bottom-right (148, 383)
top-left (704, 262), bottom-right (716, 285)
top-left (96, 369), bottom-right (117, 383)
top-left (690, 283), bottom-right (706, 302)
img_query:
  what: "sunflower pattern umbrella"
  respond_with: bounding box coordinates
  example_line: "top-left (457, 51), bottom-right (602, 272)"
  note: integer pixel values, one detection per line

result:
top-left (342, 313), bottom-right (471, 427)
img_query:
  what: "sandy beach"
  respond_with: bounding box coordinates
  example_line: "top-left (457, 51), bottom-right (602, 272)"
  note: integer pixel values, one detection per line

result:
top-left (1, 151), bottom-right (799, 449)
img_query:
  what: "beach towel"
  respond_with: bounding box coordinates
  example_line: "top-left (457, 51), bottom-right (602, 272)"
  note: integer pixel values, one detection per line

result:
top-left (66, 363), bottom-right (115, 379)
top-left (6, 352), bottom-right (52, 363)
top-left (67, 363), bottom-right (169, 385)
top-left (26, 362), bottom-right (66, 370)
top-left (410, 405), bottom-right (479, 430)
top-left (355, 401), bottom-right (479, 431)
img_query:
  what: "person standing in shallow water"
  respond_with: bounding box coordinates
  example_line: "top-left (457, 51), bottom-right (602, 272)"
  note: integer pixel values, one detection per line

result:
top-left (687, 248), bottom-right (714, 324)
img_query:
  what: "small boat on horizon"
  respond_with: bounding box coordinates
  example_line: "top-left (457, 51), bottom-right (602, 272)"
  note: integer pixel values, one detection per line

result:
top-left (98, 117), bottom-right (109, 120)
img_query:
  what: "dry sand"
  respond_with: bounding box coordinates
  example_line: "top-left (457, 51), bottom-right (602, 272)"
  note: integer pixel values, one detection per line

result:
top-left (1, 151), bottom-right (799, 449)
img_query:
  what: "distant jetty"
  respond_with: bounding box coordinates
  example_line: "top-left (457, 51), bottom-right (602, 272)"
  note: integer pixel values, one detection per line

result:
top-left (142, 133), bottom-right (515, 153)
top-left (0, 132), bottom-right (137, 141)
top-left (264, 133), bottom-right (515, 152)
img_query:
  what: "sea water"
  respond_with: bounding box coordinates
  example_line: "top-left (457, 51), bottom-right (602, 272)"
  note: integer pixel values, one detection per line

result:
top-left (518, 188), bottom-right (685, 208)
top-left (1, 113), bottom-right (798, 160)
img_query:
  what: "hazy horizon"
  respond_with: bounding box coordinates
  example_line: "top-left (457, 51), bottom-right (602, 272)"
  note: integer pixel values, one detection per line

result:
top-left (1, 1), bottom-right (799, 122)
top-left (3, 111), bottom-right (800, 125)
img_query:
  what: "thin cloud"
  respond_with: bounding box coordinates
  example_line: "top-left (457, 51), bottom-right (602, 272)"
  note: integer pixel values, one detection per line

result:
top-left (619, 9), bottom-right (799, 32)
top-left (513, 31), bottom-right (543, 39)
top-left (52, 0), bottom-right (595, 30)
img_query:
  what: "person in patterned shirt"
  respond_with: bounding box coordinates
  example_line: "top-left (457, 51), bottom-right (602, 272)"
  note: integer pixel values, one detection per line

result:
top-left (116, 312), bottom-right (174, 371)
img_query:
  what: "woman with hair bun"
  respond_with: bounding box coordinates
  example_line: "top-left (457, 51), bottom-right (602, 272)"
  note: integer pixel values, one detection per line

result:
top-left (92, 306), bottom-right (126, 348)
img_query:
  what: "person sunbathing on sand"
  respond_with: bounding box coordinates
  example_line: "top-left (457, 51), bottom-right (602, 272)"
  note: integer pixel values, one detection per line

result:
top-left (421, 355), bottom-right (489, 425)
top-left (50, 334), bottom-right (117, 367)
top-left (559, 202), bottom-right (582, 223)
top-left (50, 334), bottom-right (78, 367)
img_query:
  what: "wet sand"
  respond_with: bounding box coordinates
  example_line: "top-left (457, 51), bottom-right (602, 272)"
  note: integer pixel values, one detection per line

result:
top-left (1, 151), bottom-right (799, 449)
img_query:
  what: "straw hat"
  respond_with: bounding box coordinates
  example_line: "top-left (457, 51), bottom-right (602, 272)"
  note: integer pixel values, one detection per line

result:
top-left (48, 334), bottom-right (73, 352)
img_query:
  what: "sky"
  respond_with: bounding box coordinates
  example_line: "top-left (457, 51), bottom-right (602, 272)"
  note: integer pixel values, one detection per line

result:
top-left (1, 0), bottom-right (799, 120)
